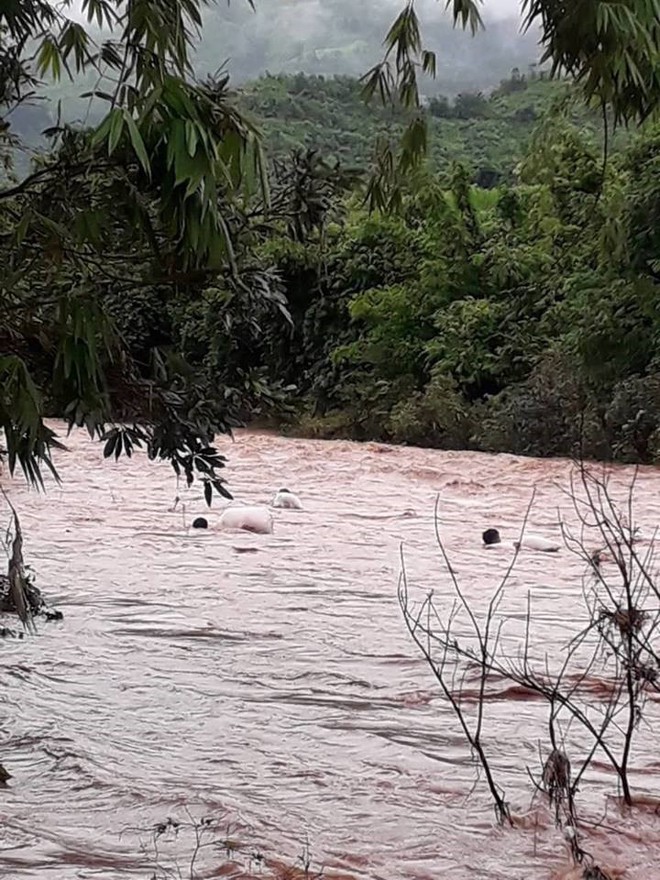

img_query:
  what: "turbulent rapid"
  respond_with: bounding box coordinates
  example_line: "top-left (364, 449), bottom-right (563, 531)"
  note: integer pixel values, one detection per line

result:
top-left (1, 425), bottom-right (660, 879)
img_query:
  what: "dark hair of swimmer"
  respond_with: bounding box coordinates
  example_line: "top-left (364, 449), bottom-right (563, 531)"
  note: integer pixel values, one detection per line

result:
top-left (192, 517), bottom-right (208, 529)
top-left (482, 528), bottom-right (501, 545)
top-left (278, 487), bottom-right (290, 493)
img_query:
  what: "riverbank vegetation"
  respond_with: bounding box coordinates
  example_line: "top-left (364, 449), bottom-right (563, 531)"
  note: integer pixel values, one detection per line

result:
top-left (5, 71), bottom-right (660, 469)
top-left (2, 0), bottom-right (660, 496)
top-left (263, 106), bottom-right (660, 465)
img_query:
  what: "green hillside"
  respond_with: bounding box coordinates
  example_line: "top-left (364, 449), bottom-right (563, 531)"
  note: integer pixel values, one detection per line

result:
top-left (237, 72), bottom-right (627, 180)
top-left (10, 66), bottom-right (628, 186)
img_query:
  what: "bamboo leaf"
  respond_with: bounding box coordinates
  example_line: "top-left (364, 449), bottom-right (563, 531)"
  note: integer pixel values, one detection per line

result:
top-left (107, 108), bottom-right (125, 156)
top-left (123, 110), bottom-right (151, 174)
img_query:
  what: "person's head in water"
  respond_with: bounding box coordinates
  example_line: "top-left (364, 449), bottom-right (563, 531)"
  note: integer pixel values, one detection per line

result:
top-left (482, 528), bottom-right (501, 546)
top-left (278, 487), bottom-right (290, 494)
top-left (192, 517), bottom-right (208, 530)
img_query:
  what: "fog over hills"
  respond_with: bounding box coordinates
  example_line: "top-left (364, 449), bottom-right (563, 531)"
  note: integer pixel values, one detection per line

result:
top-left (47, 0), bottom-right (540, 98)
top-left (196, 0), bottom-right (540, 93)
top-left (9, 1), bottom-right (541, 149)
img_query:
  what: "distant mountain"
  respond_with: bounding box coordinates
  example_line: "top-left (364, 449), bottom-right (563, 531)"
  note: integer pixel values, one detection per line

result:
top-left (238, 71), bottom-right (622, 181)
top-left (9, 0), bottom-right (595, 182)
top-left (8, 0), bottom-right (542, 144)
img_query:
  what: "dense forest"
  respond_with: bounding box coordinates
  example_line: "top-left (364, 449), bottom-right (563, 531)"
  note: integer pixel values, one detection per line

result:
top-left (4, 72), bottom-right (659, 468)
top-left (267, 120), bottom-right (660, 464)
top-left (12, 71), bottom-right (626, 182)
top-left (2, 0), bottom-right (660, 492)
top-left (195, 91), bottom-right (660, 465)
top-left (238, 71), bottom-right (630, 183)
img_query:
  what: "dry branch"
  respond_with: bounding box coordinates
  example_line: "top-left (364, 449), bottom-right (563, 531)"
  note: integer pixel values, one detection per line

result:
top-left (398, 463), bottom-right (660, 875)
top-left (1, 486), bottom-right (35, 632)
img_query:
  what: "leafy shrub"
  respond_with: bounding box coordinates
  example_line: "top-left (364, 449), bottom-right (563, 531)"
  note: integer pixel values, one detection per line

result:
top-left (292, 410), bottom-right (358, 440)
top-left (605, 375), bottom-right (660, 463)
top-left (427, 95), bottom-right (452, 118)
top-left (426, 297), bottom-right (508, 399)
top-left (513, 106), bottom-right (537, 123)
top-left (453, 92), bottom-right (491, 120)
top-left (473, 353), bottom-right (607, 458)
top-left (387, 371), bottom-right (472, 448)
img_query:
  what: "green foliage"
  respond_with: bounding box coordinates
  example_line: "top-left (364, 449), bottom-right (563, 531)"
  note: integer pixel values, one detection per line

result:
top-left (471, 353), bottom-right (604, 459)
top-left (6, 71), bottom-right (634, 190)
top-left (605, 375), bottom-right (660, 463)
top-left (520, 0), bottom-right (660, 125)
top-left (451, 91), bottom-right (491, 120)
top-left (427, 297), bottom-right (508, 395)
top-left (387, 371), bottom-right (472, 449)
top-left (4, 0), bottom-right (660, 489)
top-left (366, 0), bottom-right (660, 209)
top-left (259, 111), bottom-right (660, 465)
top-left (0, 0), bottom-right (279, 499)
top-left (624, 123), bottom-right (660, 281)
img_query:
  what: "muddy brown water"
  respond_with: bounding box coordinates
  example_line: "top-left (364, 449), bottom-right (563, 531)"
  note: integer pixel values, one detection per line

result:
top-left (1, 425), bottom-right (660, 879)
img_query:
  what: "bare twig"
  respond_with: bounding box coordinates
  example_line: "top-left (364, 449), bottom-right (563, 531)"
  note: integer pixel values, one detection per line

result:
top-left (398, 465), bottom-right (660, 872)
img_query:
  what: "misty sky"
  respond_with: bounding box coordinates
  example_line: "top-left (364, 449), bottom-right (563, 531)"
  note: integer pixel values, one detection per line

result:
top-left (390, 0), bottom-right (525, 20)
top-left (55, 0), bottom-right (540, 100)
top-left (64, 0), bottom-right (527, 22)
top-left (191, 0), bottom-right (540, 89)
top-left (64, 0), bottom-right (533, 40)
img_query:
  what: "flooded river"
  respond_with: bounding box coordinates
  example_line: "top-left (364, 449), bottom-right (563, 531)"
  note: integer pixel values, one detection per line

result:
top-left (1, 425), bottom-right (660, 879)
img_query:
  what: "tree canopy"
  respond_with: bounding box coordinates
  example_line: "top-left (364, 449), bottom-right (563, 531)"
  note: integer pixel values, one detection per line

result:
top-left (1, 0), bottom-right (269, 500)
top-left (236, 71), bottom-right (629, 182)
top-left (1, 0), bottom-right (660, 498)
top-left (249, 109), bottom-right (660, 464)
top-left (364, 0), bottom-right (660, 208)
